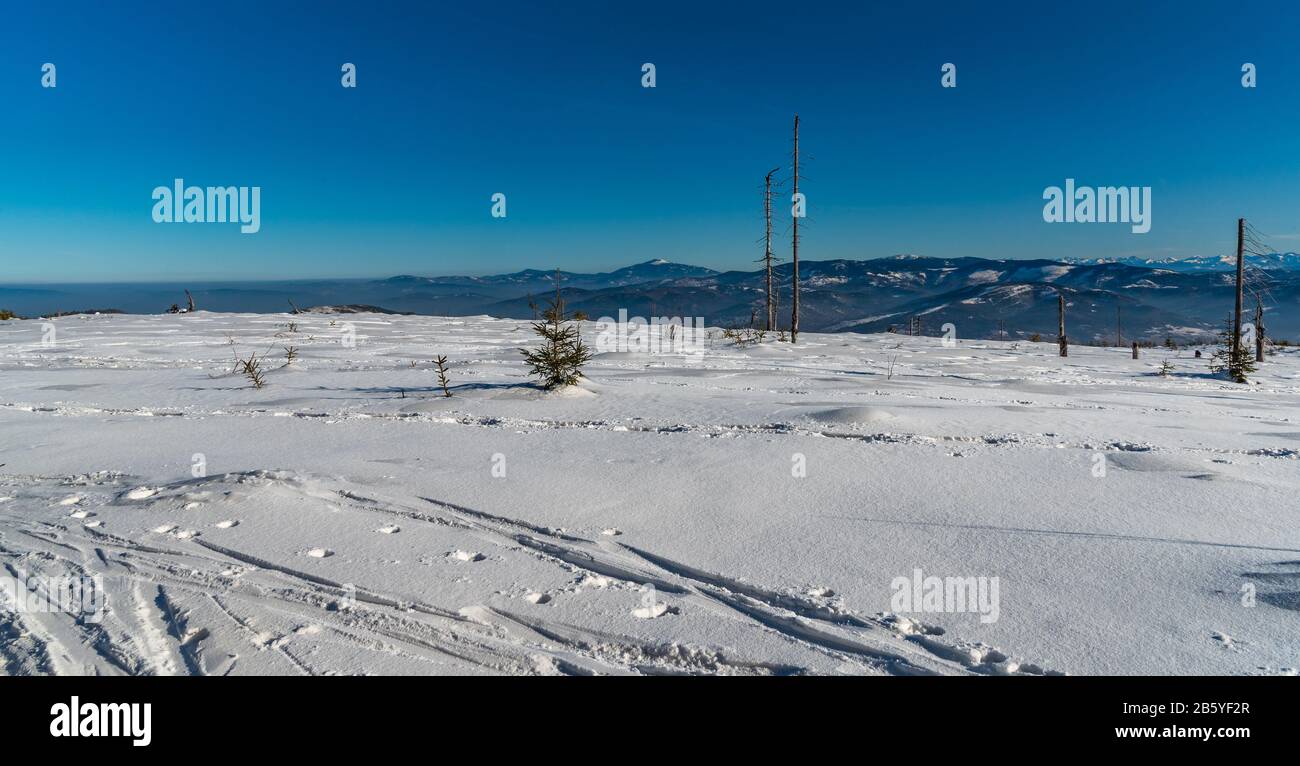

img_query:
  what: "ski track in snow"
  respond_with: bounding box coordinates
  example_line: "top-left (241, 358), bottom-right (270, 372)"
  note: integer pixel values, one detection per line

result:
top-left (0, 468), bottom-right (1036, 676)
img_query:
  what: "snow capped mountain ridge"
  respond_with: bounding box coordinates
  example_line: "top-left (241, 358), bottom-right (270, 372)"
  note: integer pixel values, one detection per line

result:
top-left (1068, 252), bottom-right (1300, 272)
top-left (6, 254), bottom-right (1299, 340)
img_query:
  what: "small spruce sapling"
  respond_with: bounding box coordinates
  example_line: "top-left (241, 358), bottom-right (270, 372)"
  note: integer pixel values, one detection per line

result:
top-left (434, 355), bottom-right (452, 397)
top-left (1208, 314), bottom-right (1257, 383)
top-left (520, 274), bottom-right (592, 389)
top-left (237, 353), bottom-right (267, 389)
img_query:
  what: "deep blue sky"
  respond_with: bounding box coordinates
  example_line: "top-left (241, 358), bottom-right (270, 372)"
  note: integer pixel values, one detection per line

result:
top-left (2, 0), bottom-right (1298, 282)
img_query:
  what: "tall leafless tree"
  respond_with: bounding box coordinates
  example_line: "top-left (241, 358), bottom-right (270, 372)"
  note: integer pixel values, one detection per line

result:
top-left (762, 167), bottom-right (780, 331)
top-left (790, 115), bottom-right (801, 344)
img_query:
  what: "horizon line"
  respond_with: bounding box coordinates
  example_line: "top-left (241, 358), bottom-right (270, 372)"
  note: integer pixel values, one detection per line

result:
top-left (3, 251), bottom-right (1286, 287)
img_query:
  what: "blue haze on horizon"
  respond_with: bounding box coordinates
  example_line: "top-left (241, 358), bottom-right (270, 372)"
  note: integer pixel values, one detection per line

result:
top-left (1, 0), bottom-right (1299, 283)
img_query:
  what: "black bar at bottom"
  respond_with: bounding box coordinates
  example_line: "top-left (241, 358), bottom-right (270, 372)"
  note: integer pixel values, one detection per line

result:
top-left (5, 675), bottom-right (1286, 753)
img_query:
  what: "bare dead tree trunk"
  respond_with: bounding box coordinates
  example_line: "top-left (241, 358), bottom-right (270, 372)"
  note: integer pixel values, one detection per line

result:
top-left (1233, 217), bottom-right (1245, 370)
top-left (764, 167), bottom-right (778, 331)
top-left (288, 298), bottom-right (302, 315)
top-left (772, 272), bottom-right (780, 331)
top-left (1115, 305), bottom-right (1122, 347)
top-left (1132, 341), bottom-right (1139, 359)
top-left (790, 114), bottom-right (800, 344)
top-left (185, 290), bottom-right (196, 313)
top-left (1058, 292), bottom-right (1068, 357)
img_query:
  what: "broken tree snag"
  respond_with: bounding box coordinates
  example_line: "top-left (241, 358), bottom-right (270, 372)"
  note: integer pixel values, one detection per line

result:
top-left (1255, 299), bottom-right (1265, 363)
top-left (288, 298), bottom-right (302, 315)
top-left (1058, 293), bottom-right (1068, 357)
top-left (185, 289), bottom-right (196, 313)
top-left (1232, 218), bottom-right (1245, 371)
top-left (1132, 342), bottom-right (1139, 359)
top-left (763, 167), bottom-right (779, 332)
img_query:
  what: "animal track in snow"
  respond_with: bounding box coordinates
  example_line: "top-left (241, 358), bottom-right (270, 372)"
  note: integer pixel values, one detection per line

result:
top-left (214, 520), bottom-right (239, 529)
top-left (306, 548), bottom-right (334, 558)
top-left (125, 486), bottom-right (158, 500)
top-left (448, 549), bottom-right (485, 562)
top-left (375, 525), bottom-right (401, 534)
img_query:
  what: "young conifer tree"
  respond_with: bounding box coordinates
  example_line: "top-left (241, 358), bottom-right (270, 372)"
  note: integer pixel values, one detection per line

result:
top-left (1209, 313), bottom-right (1257, 383)
top-left (521, 272), bottom-right (592, 389)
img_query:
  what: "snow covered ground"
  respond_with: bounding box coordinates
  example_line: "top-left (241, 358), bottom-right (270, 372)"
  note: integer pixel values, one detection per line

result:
top-left (1, 311), bottom-right (1297, 676)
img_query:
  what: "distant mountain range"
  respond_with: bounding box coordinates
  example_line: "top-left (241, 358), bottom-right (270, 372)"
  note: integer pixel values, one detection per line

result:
top-left (1068, 252), bottom-right (1300, 272)
top-left (4, 254), bottom-right (1298, 341)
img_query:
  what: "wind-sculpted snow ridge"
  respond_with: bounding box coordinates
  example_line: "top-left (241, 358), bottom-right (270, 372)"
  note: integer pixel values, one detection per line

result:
top-left (0, 470), bottom-right (1045, 676)
top-left (2, 312), bottom-right (1299, 675)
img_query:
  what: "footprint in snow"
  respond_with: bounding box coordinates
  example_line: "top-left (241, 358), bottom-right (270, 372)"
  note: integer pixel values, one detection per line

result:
top-left (633, 586), bottom-right (676, 619)
top-left (84, 521), bottom-right (102, 528)
top-left (151, 524), bottom-right (199, 539)
top-left (126, 487), bottom-right (158, 501)
top-left (1213, 631), bottom-right (1246, 651)
top-left (580, 574), bottom-right (611, 588)
top-left (525, 592), bottom-right (552, 605)
top-left (448, 550), bottom-right (485, 562)
top-left (375, 525), bottom-right (401, 534)
top-left (59, 496), bottom-right (82, 506)
top-left (601, 528), bottom-right (622, 537)
top-left (214, 520), bottom-right (239, 529)
top-left (306, 548), bottom-right (335, 558)
top-left (632, 602), bottom-right (671, 619)
top-left (881, 613), bottom-right (945, 636)
top-left (69, 510), bottom-right (95, 519)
